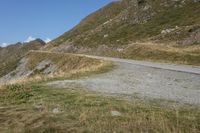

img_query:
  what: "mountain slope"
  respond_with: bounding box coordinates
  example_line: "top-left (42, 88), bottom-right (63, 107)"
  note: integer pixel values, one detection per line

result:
top-left (44, 0), bottom-right (200, 65)
top-left (45, 0), bottom-right (200, 49)
top-left (0, 39), bottom-right (45, 77)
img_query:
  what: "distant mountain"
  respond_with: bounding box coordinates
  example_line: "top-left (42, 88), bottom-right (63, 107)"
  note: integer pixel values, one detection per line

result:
top-left (0, 39), bottom-right (45, 77)
top-left (43, 0), bottom-right (200, 65)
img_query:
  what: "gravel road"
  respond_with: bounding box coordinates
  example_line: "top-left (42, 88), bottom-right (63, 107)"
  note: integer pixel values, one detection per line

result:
top-left (48, 55), bottom-right (200, 105)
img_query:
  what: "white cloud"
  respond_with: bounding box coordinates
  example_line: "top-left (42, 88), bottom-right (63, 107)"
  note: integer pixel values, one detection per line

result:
top-left (0, 43), bottom-right (9, 47)
top-left (44, 38), bottom-right (51, 43)
top-left (24, 36), bottom-right (36, 43)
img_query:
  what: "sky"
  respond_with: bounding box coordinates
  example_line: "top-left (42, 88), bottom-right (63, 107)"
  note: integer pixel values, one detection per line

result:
top-left (0, 0), bottom-right (113, 46)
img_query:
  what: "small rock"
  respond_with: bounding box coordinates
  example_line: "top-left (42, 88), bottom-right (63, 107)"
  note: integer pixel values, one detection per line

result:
top-left (53, 108), bottom-right (60, 114)
top-left (147, 73), bottom-right (152, 78)
top-left (161, 28), bottom-right (176, 34)
top-left (104, 34), bottom-right (109, 38)
top-left (111, 111), bottom-right (121, 116)
top-left (117, 48), bottom-right (124, 52)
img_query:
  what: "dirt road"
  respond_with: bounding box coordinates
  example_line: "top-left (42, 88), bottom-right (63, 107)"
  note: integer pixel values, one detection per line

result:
top-left (48, 55), bottom-right (200, 105)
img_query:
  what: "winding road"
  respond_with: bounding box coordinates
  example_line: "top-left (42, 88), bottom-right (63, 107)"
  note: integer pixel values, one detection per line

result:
top-left (48, 55), bottom-right (200, 105)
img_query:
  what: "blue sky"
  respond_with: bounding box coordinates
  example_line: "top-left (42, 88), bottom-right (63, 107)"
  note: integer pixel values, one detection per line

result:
top-left (0, 0), bottom-right (113, 46)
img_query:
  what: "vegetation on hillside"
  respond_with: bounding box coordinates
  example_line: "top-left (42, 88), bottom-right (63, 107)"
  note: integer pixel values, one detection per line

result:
top-left (46, 0), bottom-right (200, 49)
top-left (102, 43), bottom-right (200, 65)
top-left (45, 1), bottom-right (125, 49)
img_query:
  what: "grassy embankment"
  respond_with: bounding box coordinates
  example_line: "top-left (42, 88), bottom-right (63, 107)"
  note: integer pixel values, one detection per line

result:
top-left (2, 51), bottom-right (113, 85)
top-left (105, 43), bottom-right (200, 66)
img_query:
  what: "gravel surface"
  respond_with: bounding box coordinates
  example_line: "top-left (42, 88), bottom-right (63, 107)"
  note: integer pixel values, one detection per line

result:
top-left (48, 56), bottom-right (200, 105)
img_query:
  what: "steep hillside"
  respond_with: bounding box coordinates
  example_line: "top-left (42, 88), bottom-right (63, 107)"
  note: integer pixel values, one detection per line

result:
top-left (44, 0), bottom-right (200, 65)
top-left (46, 0), bottom-right (200, 49)
top-left (0, 39), bottom-right (45, 77)
top-left (0, 51), bottom-right (110, 82)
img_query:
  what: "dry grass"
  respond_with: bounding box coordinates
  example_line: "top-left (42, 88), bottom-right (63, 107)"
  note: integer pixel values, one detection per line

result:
top-left (104, 43), bottom-right (200, 65)
top-left (0, 84), bottom-right (200, 133)
top-left (25, 51), bottom-right (102, 72)
top-left (0, 54), bottom-right (115, 132)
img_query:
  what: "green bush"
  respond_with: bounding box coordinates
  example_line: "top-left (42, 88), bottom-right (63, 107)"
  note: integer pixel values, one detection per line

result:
top-left (6, 84), bottom-right (34, 102)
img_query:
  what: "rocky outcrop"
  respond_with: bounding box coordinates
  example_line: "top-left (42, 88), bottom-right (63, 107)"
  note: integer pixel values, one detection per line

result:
top-left (1, 58), bottom-right (57, 81)
top-left (2, 58), bottom-right (31, 81)
top-left (0, 39), bottom-right (46, 78)
top-left (151, 25), bottom-right (200, 45)
top-left (183, 26), bottom-right (200, 45)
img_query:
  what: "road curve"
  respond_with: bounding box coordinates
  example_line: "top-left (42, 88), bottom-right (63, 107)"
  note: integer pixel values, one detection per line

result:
top-left (48, 54), bottom-right (200, 105)
top-left (82, 55), bottom-right (200, 75)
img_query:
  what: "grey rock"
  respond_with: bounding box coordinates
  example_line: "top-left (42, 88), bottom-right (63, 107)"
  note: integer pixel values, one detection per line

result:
top-left (52, 108), bottom-right (60, 114)
top-left (111, 111), bottom-right (122, 116)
